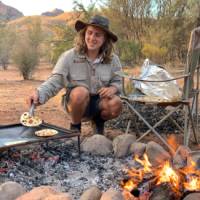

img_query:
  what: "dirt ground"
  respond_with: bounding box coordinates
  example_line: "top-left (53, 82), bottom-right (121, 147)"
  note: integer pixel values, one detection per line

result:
top-left (0, 63), bottom-right (199, 151)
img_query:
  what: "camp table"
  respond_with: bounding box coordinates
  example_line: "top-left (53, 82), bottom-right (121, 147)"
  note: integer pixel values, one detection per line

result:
top-left (0, 122), bottom-right (81, 155)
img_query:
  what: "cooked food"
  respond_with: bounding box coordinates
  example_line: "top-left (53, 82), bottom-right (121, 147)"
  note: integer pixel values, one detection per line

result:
top-left (35, 129), bottom-right (58, 137)
top-left (20, 112), bottom-right (42, 127)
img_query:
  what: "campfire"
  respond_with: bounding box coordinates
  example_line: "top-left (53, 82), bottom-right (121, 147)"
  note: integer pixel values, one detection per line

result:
top-left (121, 152), bottom-right (200, 199)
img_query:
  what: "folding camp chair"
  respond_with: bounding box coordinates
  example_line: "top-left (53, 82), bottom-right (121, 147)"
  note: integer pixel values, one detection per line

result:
top-left (116, 27), bottom-right (200, 154)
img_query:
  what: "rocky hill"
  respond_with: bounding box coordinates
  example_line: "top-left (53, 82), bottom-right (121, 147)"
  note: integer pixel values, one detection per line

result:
top-left (41, 8), bottom-right (64, 17)
top-left (7, 11), bottom-right (82, 39)
top-left (7, 11), bottom-right (81, 28)
top-left (0, 1), bottom-right (23, 21)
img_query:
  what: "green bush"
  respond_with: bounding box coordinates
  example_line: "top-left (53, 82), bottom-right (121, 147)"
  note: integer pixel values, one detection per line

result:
top-left (117, 40), bottom-right (141, 65)
top-left (12, 18), bottom-right (43, 79)
top-left (142, 43), bottom-right (167, 63)
top-left (12, 39), bottom-right (39, 80)
top-left (0, 25), bottom-right (16, 69)
top-left (48, 24), bottom-right (74, 65)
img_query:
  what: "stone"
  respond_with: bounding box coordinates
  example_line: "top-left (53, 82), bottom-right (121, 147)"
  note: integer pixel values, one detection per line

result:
top-left (187, 151), bottom-right (200, 170)
top-left (113, 134), bottom-right (136, 158)
top-left (182, 193), bottom-right (200, 200)
top-left (175, 145), bottom-right (191, 158)
top-left (81, 135), bottom-right (113, 155)
top-left (129, 142), bottom-right (146, 157)
top-left (16, 186), bottom-right (57, 200)
top-left (100, 188), bottom-right (124, 200)
top-left (44, 193), bottom-right (72, 200)
top-left (150, 183), bottom-right (177, 200)
top-left (0, 181), bottom-right (26, 200)
top-left (173, 154), bottom-right (186, 169)
top-left (105, 129), bottom-right (124, 140)
top-left (146, 141), bottom-right (171, 166)
top-left (173, 145), bottom-right (191, 168)
top-left (80, 185), bottom-right (102, 200)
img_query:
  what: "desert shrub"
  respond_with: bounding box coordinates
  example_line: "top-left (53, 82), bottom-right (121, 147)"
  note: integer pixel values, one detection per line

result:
top-left (141, 43), bottom-right (167, 63)
top-left (12, 18), bottom-right (43, 79)
top-left (12, 38), bottom-right (39, 80)
top-left (117, 40), bottom-right (141, 65)
top-left (0, 25), bottom-right (16, 70)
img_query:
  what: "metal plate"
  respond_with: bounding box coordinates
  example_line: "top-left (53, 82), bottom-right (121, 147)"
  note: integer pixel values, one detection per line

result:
top-left (0, 122), bottom-right (80, 150)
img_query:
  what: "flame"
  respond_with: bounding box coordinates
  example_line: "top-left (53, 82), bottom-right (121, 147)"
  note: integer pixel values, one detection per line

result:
top-left (167, 135), bottom-right (179, 151)
top-left (181, 159), bottom-right (200, 191)
top-left (122, 179), bottom-right (137, 191)
top-left (184, 176), bottom-right (200, 191)
top-left (121, 153), bottom-right (200, 199)
top-left (135, 154), bottom-right (152, 173)
top-left (121, 154), bottom-right (152, 192)
top-left (156, 161), bottom-right (180, 192)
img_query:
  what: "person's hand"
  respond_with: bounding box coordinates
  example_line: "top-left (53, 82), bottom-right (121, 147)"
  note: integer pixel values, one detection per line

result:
top-left (26, 89), bottom-right (40, 107)
top-left (98, 86), bottom-right (117, 99)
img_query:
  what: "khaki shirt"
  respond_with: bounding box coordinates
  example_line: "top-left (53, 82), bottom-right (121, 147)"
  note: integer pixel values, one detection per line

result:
top-left (37, 48), bottom-right (122, 104)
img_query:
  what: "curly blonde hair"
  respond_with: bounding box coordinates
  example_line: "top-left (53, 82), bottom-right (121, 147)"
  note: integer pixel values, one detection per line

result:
top-left (74, 27), bottom-right (114, 64)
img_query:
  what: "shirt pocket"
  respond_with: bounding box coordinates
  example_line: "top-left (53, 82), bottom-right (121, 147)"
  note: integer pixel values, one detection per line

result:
top-left (71, 74), bottom-right (87, 81)
top-left (100, 74), bottom-right (110, 87)
top-left (69, 73), bottom-right (88, 88)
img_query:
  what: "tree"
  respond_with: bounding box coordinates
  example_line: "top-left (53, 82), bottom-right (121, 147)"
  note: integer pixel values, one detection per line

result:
top-left (12, 39), bottom-right (39, 80)
top-left (48, 24), bottom-right (75, 65)
top-left (0, 24), bottom-right (16, 70)
top-left (48, 0), bottom-right (101, 65)
top-left (12, 18), bottom-right (43, 79)
top-left (104, 0), bottom-right (153, 41)
top-left (117, 40), bottom-right (141, 65)
top-left (73, 0), bottom-right (101, 20)
top-left (27, 18), bottom-right (44, 49)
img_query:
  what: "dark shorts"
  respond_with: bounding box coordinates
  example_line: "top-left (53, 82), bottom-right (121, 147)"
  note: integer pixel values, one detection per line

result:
top-left (84, 94), bottom-right (100, 119)
top-left (62, 88), bottom-right (100, 119)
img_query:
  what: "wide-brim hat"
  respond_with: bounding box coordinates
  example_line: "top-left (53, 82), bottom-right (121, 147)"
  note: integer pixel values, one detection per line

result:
top-left (75, 15), bottom-right (118, 42)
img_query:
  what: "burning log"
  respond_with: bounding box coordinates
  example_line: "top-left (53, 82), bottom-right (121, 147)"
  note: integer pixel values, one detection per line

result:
top-left (150, 183), bottom-right (179, 200)
top-left (121, 151), bottom-right (200, 200)
top-left (121, 176), bottom-right (157, 199)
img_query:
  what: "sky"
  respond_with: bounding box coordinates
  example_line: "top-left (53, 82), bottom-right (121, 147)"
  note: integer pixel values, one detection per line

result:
top-left (2, 0), bottom-right (91, 16)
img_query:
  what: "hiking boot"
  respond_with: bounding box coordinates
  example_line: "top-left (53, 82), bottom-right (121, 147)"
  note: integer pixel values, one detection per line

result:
top-left (91, 118), bottom-right (105, 135)
top-left (70, 123), bottom-right (81, 132)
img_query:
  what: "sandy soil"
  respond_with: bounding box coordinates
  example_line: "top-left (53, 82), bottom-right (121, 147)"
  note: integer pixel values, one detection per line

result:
top-left (0, 63), bottom-right (199, 150)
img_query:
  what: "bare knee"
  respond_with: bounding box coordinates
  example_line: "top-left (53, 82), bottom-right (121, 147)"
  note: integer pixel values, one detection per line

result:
top-left (69, 87), bottom-right (89, 105)
top-left (100, 96), bottom-right (122, 119)
top-left (108, 96), bottom-right (122, 117)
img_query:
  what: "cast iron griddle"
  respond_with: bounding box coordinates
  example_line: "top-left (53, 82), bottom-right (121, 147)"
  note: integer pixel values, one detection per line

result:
top-left (0, 122), bottom-right (80, 153)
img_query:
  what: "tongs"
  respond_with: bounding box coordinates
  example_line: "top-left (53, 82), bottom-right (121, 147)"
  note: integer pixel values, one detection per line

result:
top-left (29, 102), bottom-right (35, 117)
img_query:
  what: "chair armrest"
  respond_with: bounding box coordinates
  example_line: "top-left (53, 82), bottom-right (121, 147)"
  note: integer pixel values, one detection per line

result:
top-left (115, 71), bottom-right (190, 82)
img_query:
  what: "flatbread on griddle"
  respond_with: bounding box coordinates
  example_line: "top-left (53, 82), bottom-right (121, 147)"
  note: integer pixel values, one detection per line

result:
top-left (20, 112), bottom-right (42, 127)
top-left (35, 129), bottom-right (58, 137)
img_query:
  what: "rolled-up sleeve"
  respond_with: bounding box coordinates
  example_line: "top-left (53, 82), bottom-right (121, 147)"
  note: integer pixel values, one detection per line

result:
top-left (37, 51), bottom-right (70, 104)
top-left (37, 74), bottom-right (65, 104)
top-left (110, 54), bottom-right (122, 94)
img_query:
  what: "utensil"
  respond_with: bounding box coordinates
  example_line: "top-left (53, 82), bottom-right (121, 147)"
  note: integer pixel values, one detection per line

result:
top-left (29, 102), bottom-right (35, 117)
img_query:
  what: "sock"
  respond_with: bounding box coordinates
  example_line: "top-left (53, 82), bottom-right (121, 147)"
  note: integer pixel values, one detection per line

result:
top-left (70, 123), bottom-right (81, 132)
